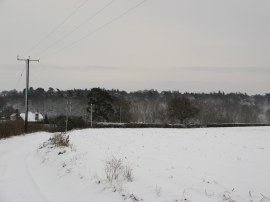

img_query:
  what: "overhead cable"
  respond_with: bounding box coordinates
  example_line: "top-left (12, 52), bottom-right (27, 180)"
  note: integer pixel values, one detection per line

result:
top-left (34, 0), bottom-right (116, 58)
top-left (41, 0), bottom-right (148, 59)
top-left (23, 0), bottom-right (89, 55)
top-left (14, 65), bottom-right (26, 90)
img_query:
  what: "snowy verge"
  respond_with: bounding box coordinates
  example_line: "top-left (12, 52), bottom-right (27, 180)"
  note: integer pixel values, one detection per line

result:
top-left (1, 127), bottom-right (270, 202)
top-left (35, 128), bottom-right (270, 202)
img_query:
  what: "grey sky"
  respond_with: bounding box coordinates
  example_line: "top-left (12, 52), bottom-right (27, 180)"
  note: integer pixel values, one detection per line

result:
top-left (0, 0), bottom-right (269, 94)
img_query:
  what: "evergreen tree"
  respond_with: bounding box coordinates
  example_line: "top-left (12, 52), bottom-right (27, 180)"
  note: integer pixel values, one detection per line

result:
top-left (168, 97), bottom-right (199, 124)
top-left (86, 88), bottom-right (114, 122)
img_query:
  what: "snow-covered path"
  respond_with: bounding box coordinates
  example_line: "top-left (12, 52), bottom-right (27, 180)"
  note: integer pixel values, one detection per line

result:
top-left (0, 127), bottom-right (270, 202)
top-left (0, 133), bottom-right (50, 202)
top-left (0, 133), bottom-right (121, 202)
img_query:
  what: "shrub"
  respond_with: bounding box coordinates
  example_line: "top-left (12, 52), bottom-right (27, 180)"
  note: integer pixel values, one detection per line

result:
top-left (123, 165), bottom-right (134, 182)
top-left (48, 133), bottom-right (70, 147)
top-left (105, 157), bottom-right (123, 182)
top-left (104, 157), bottom-right (134, 184)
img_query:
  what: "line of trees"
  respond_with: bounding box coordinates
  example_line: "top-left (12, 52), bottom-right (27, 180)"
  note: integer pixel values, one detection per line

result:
top-left (1, 88), bottom-right (270, 125)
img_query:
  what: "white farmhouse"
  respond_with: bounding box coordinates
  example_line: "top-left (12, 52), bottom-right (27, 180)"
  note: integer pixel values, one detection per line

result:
top-left (20, 112), bottom-right (44, 122)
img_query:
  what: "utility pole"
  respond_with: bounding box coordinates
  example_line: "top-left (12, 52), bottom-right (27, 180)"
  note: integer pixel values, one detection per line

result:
top-left (90, 104), bottom-right (93, 128)
top-left (17, 56), bottom-right (39, 133)
top-left (65, 100), bottom-right (72, 133)
top-left (119, 107), bottom-right (122, 123)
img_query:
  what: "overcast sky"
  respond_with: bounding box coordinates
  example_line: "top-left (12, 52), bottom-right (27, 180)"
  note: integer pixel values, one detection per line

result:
top-left (0, 0), bottom-right (269, 94)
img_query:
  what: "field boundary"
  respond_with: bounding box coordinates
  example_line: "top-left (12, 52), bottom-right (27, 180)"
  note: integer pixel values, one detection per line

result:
top-left (1, 121), bottom-right (269, 140)
top-left (93, 122), bottom-right (270, 128)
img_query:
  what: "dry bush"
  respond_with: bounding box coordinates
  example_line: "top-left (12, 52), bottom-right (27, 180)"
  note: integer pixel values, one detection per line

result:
top-left (105, 157), bottom-right (123, 182)
top-left (48, 133), bottom-right (70, 147)
top-left (105, 157), bottom-right (134, 183)
top-left (123, 165), bottom-right (134, 182)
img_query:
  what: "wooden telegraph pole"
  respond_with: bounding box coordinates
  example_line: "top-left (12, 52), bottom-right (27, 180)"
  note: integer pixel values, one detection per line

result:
top-left (17, 56), bottom-right (39, 133)
top-left (65, 100), bottom-right (72, 133)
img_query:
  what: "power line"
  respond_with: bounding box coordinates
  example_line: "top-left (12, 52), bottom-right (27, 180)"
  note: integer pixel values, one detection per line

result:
top-left (14, 65), bottom-right (26, 90)
top-left (23, 0), bottom-right (89, 55)
top-left (40, 0), bottom-right (148, 59)
top-left (34, 0), bottom-right (115, 58)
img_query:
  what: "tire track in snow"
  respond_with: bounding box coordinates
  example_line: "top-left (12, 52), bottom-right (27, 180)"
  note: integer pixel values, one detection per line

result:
top-left (24, 153), bottom-right (49, 202)
top-left (0, 134), bottom-right (51, 202)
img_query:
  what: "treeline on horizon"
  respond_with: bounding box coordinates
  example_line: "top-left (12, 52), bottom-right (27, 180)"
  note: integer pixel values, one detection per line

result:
top-left (1, 87), bottom-right (270, 127)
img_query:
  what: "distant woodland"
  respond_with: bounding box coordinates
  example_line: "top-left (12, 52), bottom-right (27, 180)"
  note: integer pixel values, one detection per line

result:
top-left (1, 88), bottom-right (270, 125)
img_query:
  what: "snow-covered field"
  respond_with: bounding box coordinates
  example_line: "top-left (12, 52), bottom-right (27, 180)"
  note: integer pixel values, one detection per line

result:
top-left (0, 127), bottom-right (270, 202)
